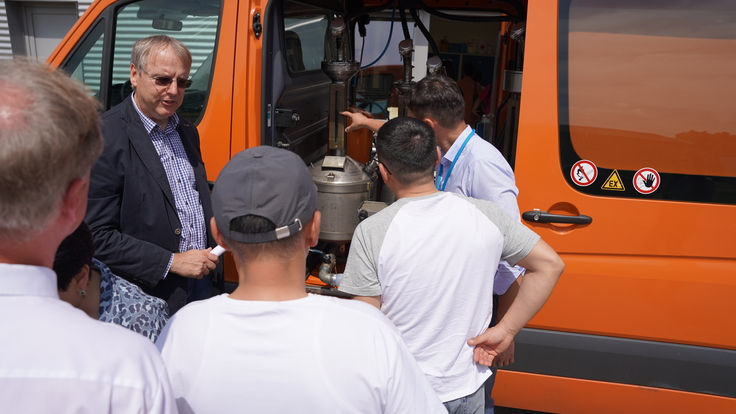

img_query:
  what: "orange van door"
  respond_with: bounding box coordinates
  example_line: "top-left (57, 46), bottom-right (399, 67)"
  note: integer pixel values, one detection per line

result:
top-left (504, 0), bottom-right (736, 411)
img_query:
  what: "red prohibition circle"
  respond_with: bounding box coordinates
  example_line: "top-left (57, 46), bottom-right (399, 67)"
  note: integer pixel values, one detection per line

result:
top-left (570, 160), bottom-right (598, 187)
top-left (633, 167), bottom-right (660, 194)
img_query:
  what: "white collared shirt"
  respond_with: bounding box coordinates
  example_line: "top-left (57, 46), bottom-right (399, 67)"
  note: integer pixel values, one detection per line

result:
top-left (436, 126), bottom-right (524, 293)
top-left (0, 263), bottom-right (177, 413)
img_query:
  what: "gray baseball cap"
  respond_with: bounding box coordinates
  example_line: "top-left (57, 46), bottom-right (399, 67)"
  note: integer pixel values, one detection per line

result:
top-left (212, 146), bottom-right (317, 243)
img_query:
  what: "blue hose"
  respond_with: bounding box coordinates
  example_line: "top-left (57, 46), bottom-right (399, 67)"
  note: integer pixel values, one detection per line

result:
top-left (360, 0), bottom-right (397, 69)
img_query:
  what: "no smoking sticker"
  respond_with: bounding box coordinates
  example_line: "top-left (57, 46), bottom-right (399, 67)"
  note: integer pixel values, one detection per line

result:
top-left (571, 160), bottom-right (598, 187)
top-left (633, 167), bottom-right (660, 194)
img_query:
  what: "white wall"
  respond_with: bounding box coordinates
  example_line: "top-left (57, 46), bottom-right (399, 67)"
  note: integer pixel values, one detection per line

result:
top-left (0, 0), bottom-right (94, 60)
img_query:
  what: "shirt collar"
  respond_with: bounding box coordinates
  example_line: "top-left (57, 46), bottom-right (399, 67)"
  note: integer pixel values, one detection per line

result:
top-left (0, 264), bottom-right (60, 299)
top-left (130, 93), bottom-right (180, 135)
top-left (442, 125), bottom-right (474, 162)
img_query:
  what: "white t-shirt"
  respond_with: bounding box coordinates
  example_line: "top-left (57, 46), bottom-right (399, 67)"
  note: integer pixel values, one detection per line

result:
top-left (0, 264), bottom-right (176, 414)
top-left (156, 293), bottom-right (446, 414)
top-left (339, 192), bottom-right (540, 402)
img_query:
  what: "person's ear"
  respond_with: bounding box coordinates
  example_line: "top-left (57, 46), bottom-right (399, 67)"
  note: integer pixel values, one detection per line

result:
top-left (305, 211), bottom-right (321, 247)
top-left (130, 63), bottom-right (139, 88)
top-left (73, 264), bottom-right (91, 291)
top-left (58, 176), bottom-right (90, 235)
top-left (423, 117), bottom-right (437, 130)
top-left (210, 217), bottom-right (231, 251)
top-left (378, 162), bottom-right (391, 184)
top-left (436, 147), bottom-right (442, 166)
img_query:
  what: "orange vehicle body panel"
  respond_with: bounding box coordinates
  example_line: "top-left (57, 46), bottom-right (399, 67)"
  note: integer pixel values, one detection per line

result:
top-left (494, 370), bottom-right (736, 414)
top-left (515, 0), bottom-right (736, 349)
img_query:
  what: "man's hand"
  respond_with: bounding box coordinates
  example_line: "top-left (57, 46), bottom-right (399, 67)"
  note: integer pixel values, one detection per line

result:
top-left (340, 108), bottom-right (383, 132)
top-left (467, 323), bottom-right (515, 367)
top-left (490, 339), bottom-right (515, 368)
top-left (170, 248), bottom-right (218, 279)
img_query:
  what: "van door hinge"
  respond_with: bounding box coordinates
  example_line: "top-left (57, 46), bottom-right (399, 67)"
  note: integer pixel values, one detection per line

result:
top-left (252, 12), bottom-right (262, 39)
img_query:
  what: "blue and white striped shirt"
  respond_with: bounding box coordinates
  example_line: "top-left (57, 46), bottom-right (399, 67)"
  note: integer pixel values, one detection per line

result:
top-left (132, 96), bottom-right (208, 279)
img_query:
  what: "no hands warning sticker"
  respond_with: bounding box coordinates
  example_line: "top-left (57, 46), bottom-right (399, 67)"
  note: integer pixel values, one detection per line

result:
top-left (571, 160), bottom-right (597, 187)
top-left (633, 167), bottom-right (661, 194)
top-left (601, 170), bottom-right (625, 191)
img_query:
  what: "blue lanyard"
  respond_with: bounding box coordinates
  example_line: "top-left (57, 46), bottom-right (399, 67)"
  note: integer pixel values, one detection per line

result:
top-left (436, 129), bottom-right (475, 191)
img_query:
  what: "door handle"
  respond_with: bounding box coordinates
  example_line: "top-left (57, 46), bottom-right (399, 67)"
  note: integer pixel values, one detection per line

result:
top-left (522, 211), bottom-right (592, 225)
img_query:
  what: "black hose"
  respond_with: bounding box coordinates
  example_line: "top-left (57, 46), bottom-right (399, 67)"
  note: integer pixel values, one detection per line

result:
top-left (408, 4), bottom-right (439, 56)
top-left (494, 92), bottom-right (512, 143)
top-left (399, 0), bottom-right (411, 40)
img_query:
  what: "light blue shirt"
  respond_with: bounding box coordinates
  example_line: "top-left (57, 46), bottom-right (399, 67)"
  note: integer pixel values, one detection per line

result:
top-left (436, 126), bottom-right (524, 294)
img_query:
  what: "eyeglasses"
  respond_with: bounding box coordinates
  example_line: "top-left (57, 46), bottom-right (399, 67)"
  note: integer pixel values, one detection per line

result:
top-left (143, 70), bottom-right (192, 89)
top-left (378, 161), bottom-right (392, 176)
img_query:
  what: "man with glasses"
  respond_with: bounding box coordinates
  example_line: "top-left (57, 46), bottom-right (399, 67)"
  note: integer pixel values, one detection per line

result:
top-left (86, 35), bottom-right (220, 314)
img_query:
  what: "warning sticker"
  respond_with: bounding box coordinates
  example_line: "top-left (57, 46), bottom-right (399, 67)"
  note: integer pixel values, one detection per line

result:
top-left (601, 170), bottom-right (625, 191)
top-left (571, 160), bottom-right (598, 187)
top-left (633, 167), bottom-right (661, 194)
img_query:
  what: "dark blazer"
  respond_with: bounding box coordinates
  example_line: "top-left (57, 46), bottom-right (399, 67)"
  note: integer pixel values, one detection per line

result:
top-left (86, 96), bottom-right (220, 313)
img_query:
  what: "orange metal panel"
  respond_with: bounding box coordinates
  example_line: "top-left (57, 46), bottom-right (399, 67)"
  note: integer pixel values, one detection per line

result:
top-left (231, 0), bottom-right (264, 157)
top-left (198, 0), bottom-right (241, 180)
top-left (516, 0), bottom-right (736, 350)
top-left (494, 370), bottom-right (736, 414)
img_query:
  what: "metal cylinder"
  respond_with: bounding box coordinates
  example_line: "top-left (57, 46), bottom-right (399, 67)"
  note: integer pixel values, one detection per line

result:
top-left (503, 70), bottom-right (523, 93)
top-left (310, 156), bottom-right (371, 242)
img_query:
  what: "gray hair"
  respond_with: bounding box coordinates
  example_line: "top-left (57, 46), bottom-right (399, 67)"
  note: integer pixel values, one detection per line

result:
top-left (131, 35), bottom-right (192, 72)
top-left (0, 59), bottom-right (103, 239)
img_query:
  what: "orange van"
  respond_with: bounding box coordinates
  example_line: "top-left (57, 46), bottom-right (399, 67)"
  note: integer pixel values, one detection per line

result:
top-left (48, 0), bottom-right (736, 412)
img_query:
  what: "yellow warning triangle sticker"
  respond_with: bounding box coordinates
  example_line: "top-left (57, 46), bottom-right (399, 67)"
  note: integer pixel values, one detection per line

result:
top-left (601, 169), bottom-right (625, 191)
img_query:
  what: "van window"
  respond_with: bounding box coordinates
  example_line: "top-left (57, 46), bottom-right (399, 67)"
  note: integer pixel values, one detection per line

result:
top-left (64, 20), bottom-right (105, 98)
top-left (559, 0), bottom-right (736, 204)
top-left (283, 4), bottom-right (329, 72)
top-left (61, 0), bottom-right (221, 124)
top-left (111, 0), bottom-right (220, 123)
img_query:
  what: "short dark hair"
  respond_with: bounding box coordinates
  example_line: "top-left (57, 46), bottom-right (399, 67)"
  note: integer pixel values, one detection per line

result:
top-left (225, 215), bottom-right (304, 264)
top-left (376, 117), bottom-right (437, 186)
top-left (53, 222), bottom-right (94, 291)
top-left (405, 74), bottom-right (464, 129)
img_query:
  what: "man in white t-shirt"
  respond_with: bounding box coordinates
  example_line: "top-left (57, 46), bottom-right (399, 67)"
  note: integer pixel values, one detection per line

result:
top-left (156, 146), bottom-right (446, 414)
top-left (338, 117), bottom-right (564, 414)
top-left (344, 75), bottom-right (524, 413)
top-left (0, 59), bottom-right (176, 413)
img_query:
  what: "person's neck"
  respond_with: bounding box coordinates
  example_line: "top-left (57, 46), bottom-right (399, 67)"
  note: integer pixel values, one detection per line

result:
top-left (391, 180), bottom-right (439, 199)
top-left (81, 268), bottom-right (101, 319)
top-left (230, 256), bottom-right (309, 302)
top-left (0, 233), bottom-right (60, 268)
top-left (133, 92), bottom-right (169, 130)
top-left (436, 122), bottom-right (470, 153)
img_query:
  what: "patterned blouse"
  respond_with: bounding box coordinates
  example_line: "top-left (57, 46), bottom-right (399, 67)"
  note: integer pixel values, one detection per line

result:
top-left (94, 258), bottom-right (169, 342)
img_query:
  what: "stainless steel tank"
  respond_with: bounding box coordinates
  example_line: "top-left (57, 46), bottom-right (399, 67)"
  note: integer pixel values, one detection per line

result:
top-left (310, 155), bottom-right (371, 242)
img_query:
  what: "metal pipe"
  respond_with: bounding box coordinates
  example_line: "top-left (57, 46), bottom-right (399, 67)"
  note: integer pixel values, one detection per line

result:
top-left (309, 248), bottom-right (342, 286)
